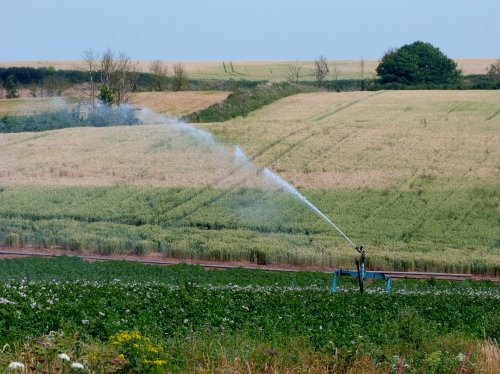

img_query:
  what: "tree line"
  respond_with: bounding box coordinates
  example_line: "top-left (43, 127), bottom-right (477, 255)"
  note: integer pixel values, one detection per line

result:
top-left (1, 42), bottom-right (499, 101)
top-left (288, 41), bottom-right (499, 89)
top-left (0, 49), bottom-right (189, 104)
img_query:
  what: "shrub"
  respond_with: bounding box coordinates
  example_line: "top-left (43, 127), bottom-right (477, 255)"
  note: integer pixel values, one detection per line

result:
top-left (0, 104), bottom-right (139, 133)
top-left (186, 82), bottom-right (311, 123)
top-left (109, 331), bottom-right (168, 372)
top-left (376, 41), bottom-right (462, 85)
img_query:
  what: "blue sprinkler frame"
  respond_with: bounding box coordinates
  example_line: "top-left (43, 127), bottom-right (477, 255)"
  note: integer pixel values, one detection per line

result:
top-left (331, 246), bottom-right (392, 293)
top-left (331, 269), bottom-right (392, 293)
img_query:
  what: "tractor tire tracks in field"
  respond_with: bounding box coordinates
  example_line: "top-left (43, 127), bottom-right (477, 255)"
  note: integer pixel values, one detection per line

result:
top-left (168, 91), bottom-right (386, 224)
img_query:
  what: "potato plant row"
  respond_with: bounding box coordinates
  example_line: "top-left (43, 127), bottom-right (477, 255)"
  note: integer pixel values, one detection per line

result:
top-left (0, 258), bottom-right (498, 373)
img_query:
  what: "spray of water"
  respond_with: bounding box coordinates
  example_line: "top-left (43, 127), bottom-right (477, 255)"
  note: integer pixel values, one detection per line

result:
top-left (21, 98), bottom-right (357, 247)
top-left (234, 145), bottom-right (251, 167)
top-left (158, 121), bottom-right (358, 247)
top-left (136, 108), bottom-right (216, 145)
top-left (262, 168), bottom-right (357, 248)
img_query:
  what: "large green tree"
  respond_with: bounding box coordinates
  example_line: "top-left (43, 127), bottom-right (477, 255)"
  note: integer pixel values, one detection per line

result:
top-left (376, 41), bottom-right (461, 85)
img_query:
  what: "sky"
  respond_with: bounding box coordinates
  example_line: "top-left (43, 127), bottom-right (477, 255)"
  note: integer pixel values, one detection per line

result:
top-left (2, 0), bottom-right (499, 61)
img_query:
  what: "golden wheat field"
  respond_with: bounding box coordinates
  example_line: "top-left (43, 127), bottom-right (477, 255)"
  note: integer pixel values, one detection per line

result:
top-left (0, 91), bottom-right (227, 117)
top-left (0, 90), bottom-right (498, 191)
top-left (128, 91), bottom-right (229, 116)
top-left (0, 125), bottom-right (236, 187)
top-left (0, 90), bottom-right (498, 189)
top-left (1, 58), bottom-right (495, 80)
top-left (204, 90), bottom-right (500, 189)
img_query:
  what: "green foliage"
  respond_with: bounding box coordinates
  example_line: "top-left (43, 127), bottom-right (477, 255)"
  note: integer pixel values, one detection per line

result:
top-left (376, 41), bottom-right (462, 85)
top-left (186, 82), bottom-right (311, 122)
top-left (0, 258), bottom-right (497, 373)
top-left (109, 331), bottom-right (167, 372)
top-left (99, 86), bottom-right (114, 105)
top-left (172, 63), bottom-right (188, 92)
top-left (0, 105), bottom-right (139, 133)
top-left (486, 59), bottom-right (500, 81)
top-left (5, 75), bottom-right (19, 99)
top-left (0, 67), bottom-right (88, 86)
top-left (464, 74), bottom-right (500, 89)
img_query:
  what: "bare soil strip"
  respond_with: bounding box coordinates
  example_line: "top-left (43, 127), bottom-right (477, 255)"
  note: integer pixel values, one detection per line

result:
top-left (1, 248), bottom-right (498, 281)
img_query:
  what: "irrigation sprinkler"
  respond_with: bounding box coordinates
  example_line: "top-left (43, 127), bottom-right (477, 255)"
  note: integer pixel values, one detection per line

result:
top-left (331, 245), bottom-right (392, 294)
top-left (261, 167), bottom-right (391, 294)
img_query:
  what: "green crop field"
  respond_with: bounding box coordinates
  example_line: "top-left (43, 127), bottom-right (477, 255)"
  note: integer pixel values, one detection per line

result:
top-left (0, 257), bottom-right (498, 372)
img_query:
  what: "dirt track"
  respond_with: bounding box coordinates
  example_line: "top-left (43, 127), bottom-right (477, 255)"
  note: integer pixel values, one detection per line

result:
top-left (1, 247), bottom-right (498, 282)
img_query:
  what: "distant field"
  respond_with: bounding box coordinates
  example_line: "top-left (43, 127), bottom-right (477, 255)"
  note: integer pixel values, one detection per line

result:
top-left (203, 90), bottom-right (500, 189)
top-left (0, 97), bottom-right (76, 115)
top-left (0, 91), bottom-right (228, 117)
top-left (128, 91), bottom-right (229, 116)
top-left (0, 58), bottom-right (495, 81)
top-left (0, 90), bottom-right (499, 273)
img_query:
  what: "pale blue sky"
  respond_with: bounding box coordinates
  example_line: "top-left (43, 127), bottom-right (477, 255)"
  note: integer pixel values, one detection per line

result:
top-left (2, 0), bottom-right (499, 61)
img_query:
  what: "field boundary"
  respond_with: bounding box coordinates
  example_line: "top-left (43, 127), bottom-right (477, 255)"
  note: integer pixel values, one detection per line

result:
top-left (1, 249), bottom-right (498, 281)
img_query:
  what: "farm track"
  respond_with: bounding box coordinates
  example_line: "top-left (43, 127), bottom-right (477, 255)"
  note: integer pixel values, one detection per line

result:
top-left (0, 249), bottom-right (498, 281)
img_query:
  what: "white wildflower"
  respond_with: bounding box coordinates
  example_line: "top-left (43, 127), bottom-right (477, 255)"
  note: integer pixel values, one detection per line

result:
top-left (71, 362), bottom-right (85, 370)
top-left (183, 318), bottom-right (189, 324)
top-left (7, 362), bottom-right (24, 370)
top-left (81, 319), bottom-right (89, 325)
top-left (456, 353), bottom-right (466, 362)
top-left (0, 298), bottom-right (14, 304)
top-left (57, 353), bottom-right (70, 361)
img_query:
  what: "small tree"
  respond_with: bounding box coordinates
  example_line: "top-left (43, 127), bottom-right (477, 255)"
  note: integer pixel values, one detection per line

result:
top-left (83, 49), bottom-right (99, 107)
top-left (99, 49), bottom-right (137, 105)
top-left (112, 53), bottom-right (137, 105)
top-left (5, 75), bottom-right (19, 99)
top-left (149, 60), bottom-right (168, 91)
top-left (313, 56), bottom-right (329, 87)
top-left (99, 86), bottom-right (113, 105)
top-left (486, 59), bottom-right (500, 82)
top-left (172, 63), bottom-right (187, 91)
top-left (0, 81), bottom-right (4, 99)
top-left (287, 60), bottom-right (303, 83)
top-left (100, 49), bottom-right (114, 92)
top-left (376, 41), bottom-right (461, 85)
